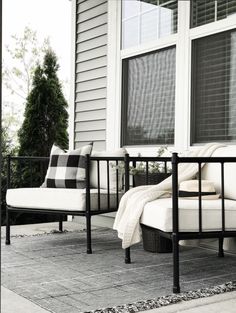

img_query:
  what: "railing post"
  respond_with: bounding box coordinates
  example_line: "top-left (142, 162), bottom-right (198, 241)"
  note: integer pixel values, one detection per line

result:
top-left (219, 162), bottom-right (225, 257)
top-left (198, 162), bottom-right (202, 233)
top-left (6, 155), bottom-right (11, 245)
top-left (59, 216), bottom-right (63, 232)
top-left (5, 207), bottom-right (11, 245)
top-left (85, 154), bottom-right (92, 254)
top-left (172, 152), bottom-right (180, 293)
top-left (106, 160), bottom-right (110, 210)
top-left (124, 153), bottom-right (131, 264)
top-left (124, 153), bottom-right (130, 193)
top-left (132, 160), bottom-right (136, 187)
top-left (7, 155), bottom-right (11, 189)
top-left (85, 154), bottom-right (91, 213)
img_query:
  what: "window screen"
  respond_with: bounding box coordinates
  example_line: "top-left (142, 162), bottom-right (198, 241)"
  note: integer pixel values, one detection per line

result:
top-left (191, 30), bottom-right (236, 144)
top-left (191, 0), bottom-right (236, 28)
top-left (122, 47), bottom-right (176, 146)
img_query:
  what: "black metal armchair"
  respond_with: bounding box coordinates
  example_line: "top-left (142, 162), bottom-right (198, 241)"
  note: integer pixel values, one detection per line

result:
top-left (5, 154), bottom-right (124, 254)
top-left (124, 153), bottom-right (236, 293)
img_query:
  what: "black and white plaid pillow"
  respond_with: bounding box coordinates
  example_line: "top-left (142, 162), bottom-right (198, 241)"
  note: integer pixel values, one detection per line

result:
top-left (42, 143), bottom-right (93, 188)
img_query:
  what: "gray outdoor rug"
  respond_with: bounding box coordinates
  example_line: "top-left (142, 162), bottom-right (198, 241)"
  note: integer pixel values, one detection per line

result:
top-left (2, 228), bottom-right (236, 313)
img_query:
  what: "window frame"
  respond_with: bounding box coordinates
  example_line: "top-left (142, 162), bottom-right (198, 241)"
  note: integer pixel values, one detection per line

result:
top-left (106, 0), bottom-right (236, 153)
top-left (121, 46), bottom-right (176, 146)
top-left (189, 13), bottom-right (236, 147)
top-left (121, 0), bottom-right (178, 50)
top-left (190, 28), bottom-right (236, 145)
top-left (190, 0), bottom-right (236, 29)
top-left (120, 0), bottom-right (178, 149)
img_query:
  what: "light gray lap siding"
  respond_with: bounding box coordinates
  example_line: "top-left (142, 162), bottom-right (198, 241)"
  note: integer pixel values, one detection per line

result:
top-left (75, 0), bottom-right (108, 150)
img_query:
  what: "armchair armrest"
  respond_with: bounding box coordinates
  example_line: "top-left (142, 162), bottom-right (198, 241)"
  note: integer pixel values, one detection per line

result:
top-left (171, 153), bottom-right (236, 234)
top-left (6, 155), bottom-right (49, 189)
top-left (85, 154), bottom-right (125, 213)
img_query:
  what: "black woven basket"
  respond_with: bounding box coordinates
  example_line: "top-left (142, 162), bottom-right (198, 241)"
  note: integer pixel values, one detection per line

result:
top-left (134, 172), bottom-right (172, 253)
top-left (134, 172), bottom-right (170, 187)
top-left (141, 224), bottom-right (172, 253)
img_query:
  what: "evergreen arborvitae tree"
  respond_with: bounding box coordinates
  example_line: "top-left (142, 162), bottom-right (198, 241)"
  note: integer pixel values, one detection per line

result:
top-left (15, 50), bottom-right (69, 225)
top-left (18, 49), bottom-right (69, 157)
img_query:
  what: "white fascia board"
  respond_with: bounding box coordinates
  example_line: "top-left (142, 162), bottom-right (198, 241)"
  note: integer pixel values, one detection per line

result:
top-left (69, 0), bottom-right (76, 150)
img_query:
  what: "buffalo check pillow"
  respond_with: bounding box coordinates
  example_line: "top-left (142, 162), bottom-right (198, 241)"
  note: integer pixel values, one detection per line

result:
top-left (42, 143), bottom-right (93, 188)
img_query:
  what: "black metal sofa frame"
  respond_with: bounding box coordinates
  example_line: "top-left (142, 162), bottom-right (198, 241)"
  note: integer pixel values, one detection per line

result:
top-left (5, 153), bottom-right (236, 293)
top-left (124, 153), bottom-right (236, 293)
top-left (5, 154), bottom-right (124, 254)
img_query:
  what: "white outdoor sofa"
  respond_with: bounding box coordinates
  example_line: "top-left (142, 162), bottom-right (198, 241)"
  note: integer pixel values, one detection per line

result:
top-left (5, 150), bottom-right (125, 254)
top-left (124, 146), bottom-right (236, 293)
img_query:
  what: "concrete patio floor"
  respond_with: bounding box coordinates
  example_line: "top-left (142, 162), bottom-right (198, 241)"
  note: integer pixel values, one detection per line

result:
top-left (1, 222), bottom-right (236, 313)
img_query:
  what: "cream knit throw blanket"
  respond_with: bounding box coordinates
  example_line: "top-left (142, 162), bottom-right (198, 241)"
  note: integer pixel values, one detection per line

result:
top-left (113, 143), bottom-right (225, 249)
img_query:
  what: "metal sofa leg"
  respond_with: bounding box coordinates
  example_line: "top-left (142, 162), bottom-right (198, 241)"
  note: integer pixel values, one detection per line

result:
top-left (5, 208), bottom-right (11, 245)
top-left (218, 237), bottom-right (224, 257)
top-left (173, 235), bottom-right (180, 293)
top-left (125, 248), bottom-right (131, 264)
top-left (86, 214), bottom-right (92, 254)
top-left (59, 216), bottom-right (63, 232)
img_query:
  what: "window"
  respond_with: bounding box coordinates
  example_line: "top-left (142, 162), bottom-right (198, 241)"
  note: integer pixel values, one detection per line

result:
top-left (122, 0), bottom-right (178, 49)
top-left (191, 0), bottom-right (236, 28)
top-left (191, 29), bottom-right (236, 144)
top-left (121, 47), bottom-right (176, 145)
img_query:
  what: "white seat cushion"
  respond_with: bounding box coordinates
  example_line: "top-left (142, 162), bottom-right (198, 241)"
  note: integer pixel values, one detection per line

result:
top-left (202, 146), bottom-right (236, 200)
top-left (6, 188), bottom-right (122, 212)
top-left (141, 198), bottom-right (236, 232)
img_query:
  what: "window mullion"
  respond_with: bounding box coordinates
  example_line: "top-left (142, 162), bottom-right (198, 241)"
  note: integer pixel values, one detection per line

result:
top-left (174, 0), bottom-right (191, 150)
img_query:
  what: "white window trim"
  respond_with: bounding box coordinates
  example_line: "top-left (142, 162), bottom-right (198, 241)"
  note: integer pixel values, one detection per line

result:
top-left (121, 34), bottom-right (177, 59)
top-left (189, 9), bottom-right (236, 148)
top-left (190, 12), bottom-right (236, 40)
top-left (69, 0), bottom-right (76, 150)
top-left (106, 0), bottom-right (236, 155)
top-left (68, 0), bottom-right (76, 222)
top-left (106, 0), bottom-right (122, 150)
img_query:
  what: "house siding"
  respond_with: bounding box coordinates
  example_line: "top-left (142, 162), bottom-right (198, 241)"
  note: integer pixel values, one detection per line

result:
top-left (75, 0), bottom-right (108, 151)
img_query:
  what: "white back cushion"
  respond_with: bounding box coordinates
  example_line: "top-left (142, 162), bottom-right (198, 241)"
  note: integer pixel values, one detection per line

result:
top-left (90, 148), bottom-right (127, 191)
top-left (202, 146), bottom-right (236, 200)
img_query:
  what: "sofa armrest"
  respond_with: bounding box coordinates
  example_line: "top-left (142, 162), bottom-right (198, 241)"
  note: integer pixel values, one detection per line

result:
top-left (85, 154), bottom-right (125, 213)
top-left (85, 154), bottom-right (91, 213)
top-left (171, 153), bottom-right (236, 234)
